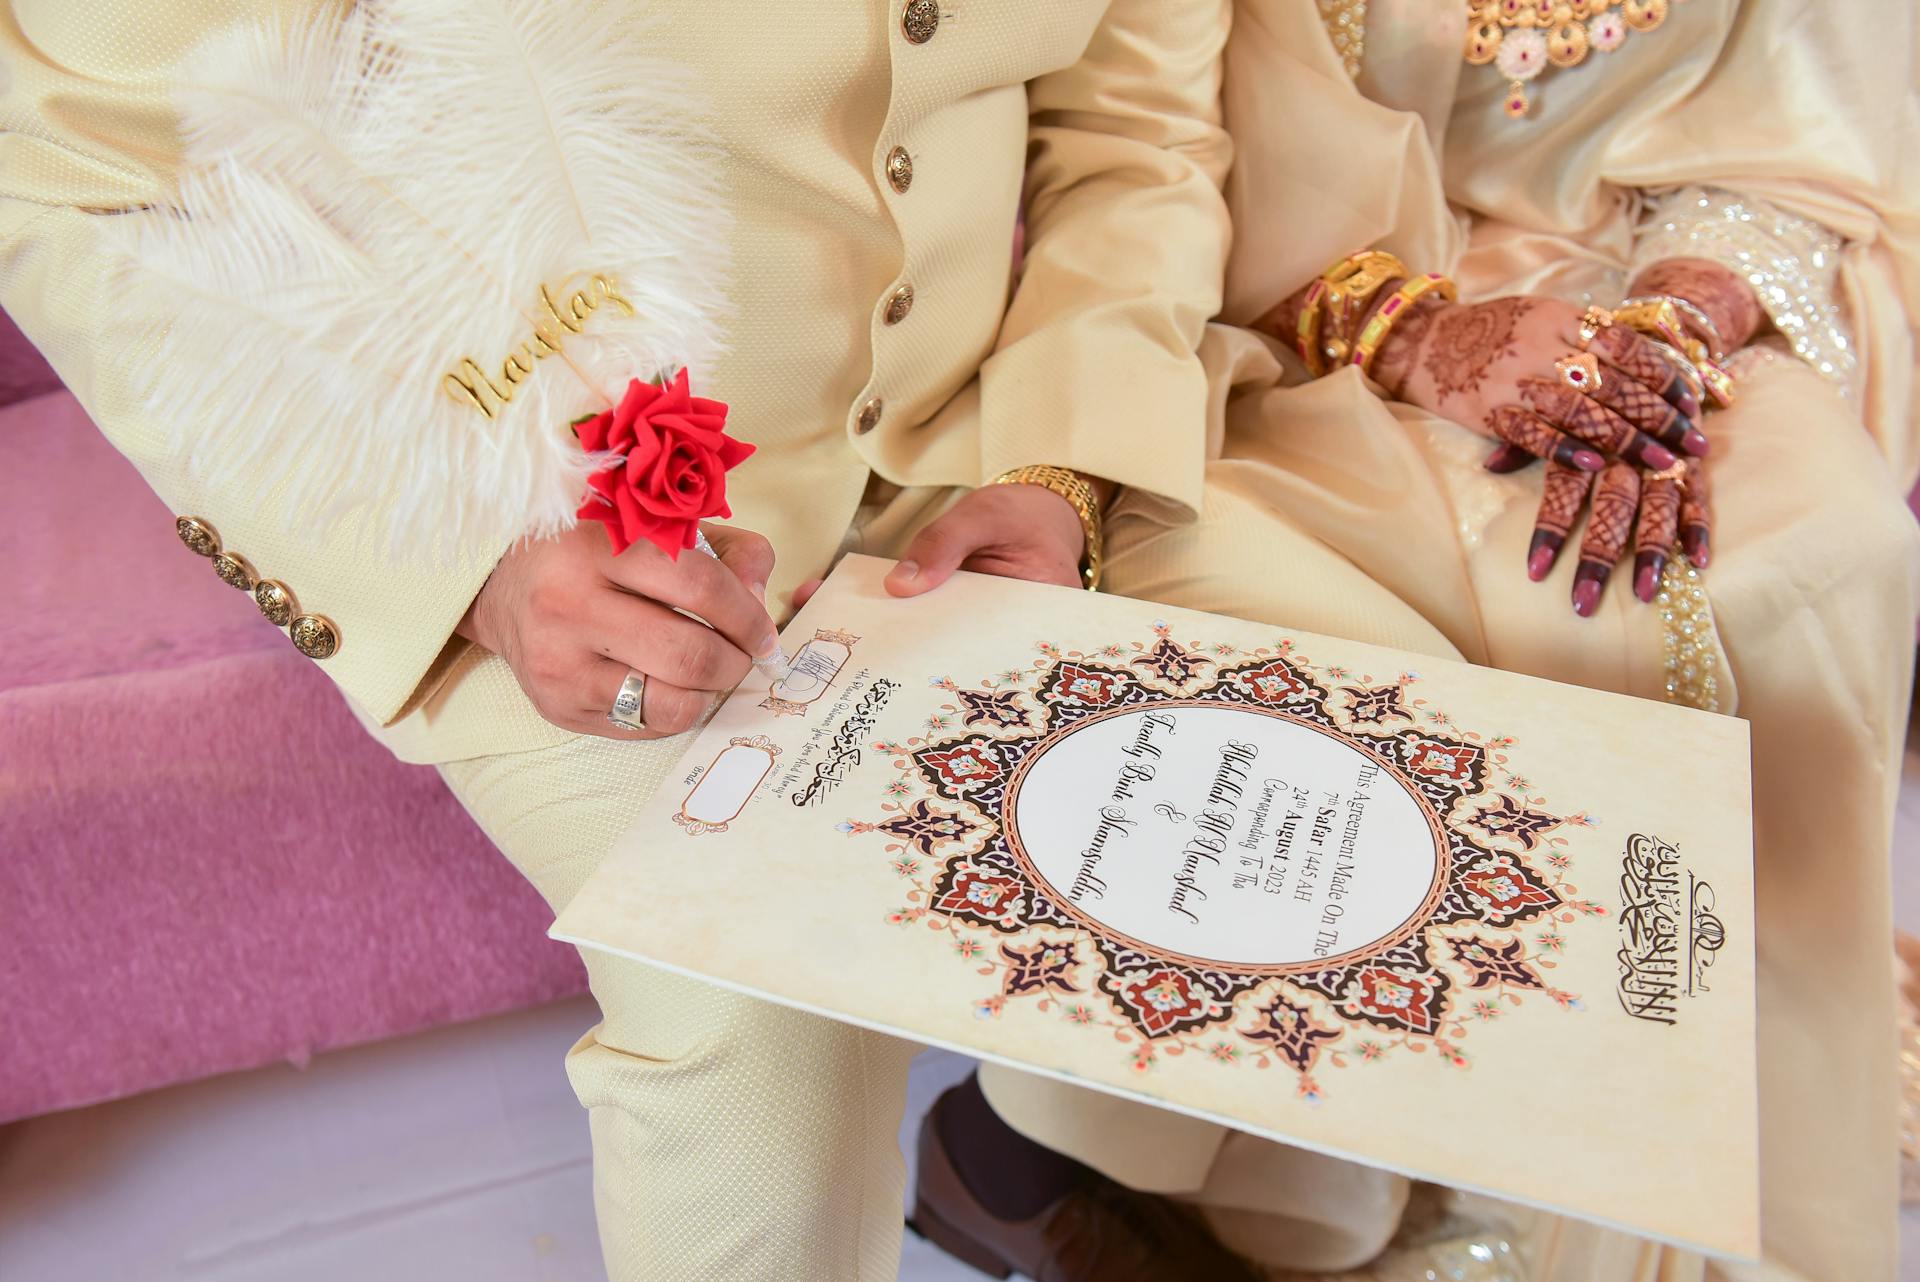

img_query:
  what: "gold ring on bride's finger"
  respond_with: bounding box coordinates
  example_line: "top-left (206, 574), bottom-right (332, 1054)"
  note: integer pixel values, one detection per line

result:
top-left (1578, 305), bottom-right (1615, 349)
top-left (1644, 461), bottom-right (1687, 484)
top-left (1555, 351), bottom-right (1603, 393)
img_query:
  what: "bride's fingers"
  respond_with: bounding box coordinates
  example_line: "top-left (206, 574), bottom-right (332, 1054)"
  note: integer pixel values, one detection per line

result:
top-left (1634, 469), bottom-right (1684, 603)
top-left (1486, 405), bottom-right (1606, 472)
top-left (1573, 461), bottom-right (1640, 618)
top-left (1679, 458), bottom-right (1713, 568)
top-left (1519, 378), bottom-right (1677, 470)
top-left (1587, 371), bottom-right (1709, 458)
top-left (1528, 460), bottom-right (1595, 582)
top-left (1483, 442), bottom-right (1536, 473)
top-left (1587, 324), bottom-right (1701, 418)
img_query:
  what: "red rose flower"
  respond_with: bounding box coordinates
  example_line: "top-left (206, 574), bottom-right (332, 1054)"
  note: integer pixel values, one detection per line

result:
top-left (574, 370), bottom-right (753, 557)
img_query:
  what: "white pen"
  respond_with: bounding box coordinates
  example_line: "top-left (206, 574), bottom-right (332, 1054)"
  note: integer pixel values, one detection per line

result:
top-left (692, 529), bottom-right (791, 679)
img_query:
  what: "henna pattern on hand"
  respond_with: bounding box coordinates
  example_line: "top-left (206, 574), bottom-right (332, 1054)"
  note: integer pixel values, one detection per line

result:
top-left (1519, 378), bottom-right (1638, 457)
top-left (1527, 460), bottom-right (1593, 583)
top-left (1487, 405), bottom-right (1602, 470)
top-left (1590, 374), bottom-right (1701, 455)
top-left (1423, 297), bottom-right (1535, 406)
top-left (1630, 258), bottom-right (1766, 350)
top-left (1537, 463), bottom-right (1592, 540)
top-left (1570, 461), bottom-right (1641, 616)
top-left (1590, 324), bottom-right (1689, 406)
top-left (1630, 468), bottom-right (1684, 602)
top-left (1371, 294), bottom-right (1444, 398)
top-left (1582, 462), bottom-right (1641, 566)
top-left (1679, 457), bottom-right (1713, 567)
top-left (1636, 472), bottom-right (1682, 557)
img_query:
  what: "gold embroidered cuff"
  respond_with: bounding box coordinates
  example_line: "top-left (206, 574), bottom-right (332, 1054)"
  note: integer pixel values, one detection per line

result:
top-left (1632, 186), bottom-right (1855, 392)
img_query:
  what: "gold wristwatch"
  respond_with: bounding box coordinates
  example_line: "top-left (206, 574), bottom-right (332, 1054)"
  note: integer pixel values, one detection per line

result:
top-left (988, 464), bottom-right (1104, 591)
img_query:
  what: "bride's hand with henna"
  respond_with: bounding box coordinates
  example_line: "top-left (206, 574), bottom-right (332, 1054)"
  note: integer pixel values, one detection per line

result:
top-left (1370, 294), bottom-right (1707, 472)
top-left (1366, 292), bottom-right (1718, 615)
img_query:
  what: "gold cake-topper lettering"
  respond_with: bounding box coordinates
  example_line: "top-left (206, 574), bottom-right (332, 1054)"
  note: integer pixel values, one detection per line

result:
top-left (443, 273), bottom-right (636, 418)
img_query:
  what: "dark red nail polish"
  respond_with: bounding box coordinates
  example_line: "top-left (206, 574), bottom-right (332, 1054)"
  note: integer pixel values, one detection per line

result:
top-left (1572, 564), bottom-right (1607, 617)
top-left (1662, 379), bottom-right (1701, 420)
top-left (1634, 552), bottom-right (1665, 603)
top-left (1681, 428), bottom-right (1710, 457)
top-left (1486, 444), bottom-right (1531, 474)
top-left (1572, 448), bottom-right (1605, 472)
top-left (1641, 442), bottom-right (1677, 471)
top-left (1527, 531), bottom-right (1563, 582)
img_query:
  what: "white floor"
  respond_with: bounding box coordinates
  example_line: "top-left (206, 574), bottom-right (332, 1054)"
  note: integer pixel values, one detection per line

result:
top-left (0, 1004), bottom-right (989, 1282)
top-left (7, 729), bottom-right (1920, 1282)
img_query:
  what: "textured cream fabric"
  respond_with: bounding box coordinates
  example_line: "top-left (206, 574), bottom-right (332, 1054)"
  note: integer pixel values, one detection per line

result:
top-left (0, 0), bottom-right (1233, 765)
top-left (438, 730), bottom-right (923, 1282)
top-left (979, 6), bottom-right (1920, 1280)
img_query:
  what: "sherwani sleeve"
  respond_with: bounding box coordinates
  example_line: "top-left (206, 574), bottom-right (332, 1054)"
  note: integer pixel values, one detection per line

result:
top-left (0, 0), bottom-right (499, 727)
top-left (976, 0), bottom-right (1234, 518)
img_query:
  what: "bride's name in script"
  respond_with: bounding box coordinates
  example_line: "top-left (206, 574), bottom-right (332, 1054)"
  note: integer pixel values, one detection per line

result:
top-left (1066, 712), bottom-right (1175, 903)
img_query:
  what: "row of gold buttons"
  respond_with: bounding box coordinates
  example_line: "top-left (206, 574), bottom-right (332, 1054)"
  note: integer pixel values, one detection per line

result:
top-left (174, 516), bottom-right (340, 660)
top-left (857, 7), bottom-right (937, 436)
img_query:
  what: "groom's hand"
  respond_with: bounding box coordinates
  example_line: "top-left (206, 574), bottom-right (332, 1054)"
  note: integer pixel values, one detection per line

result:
top-left (885, 483), bottom-right (1088, 597)
top-left (459, 521), bottom-right (780, 739)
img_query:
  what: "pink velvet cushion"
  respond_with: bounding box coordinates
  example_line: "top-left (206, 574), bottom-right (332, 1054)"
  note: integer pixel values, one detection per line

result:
top-left (0, 389), bottom-right (585, 1123)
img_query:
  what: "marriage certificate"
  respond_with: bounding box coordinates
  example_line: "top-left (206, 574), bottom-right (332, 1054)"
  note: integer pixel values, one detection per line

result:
top-left (553, 555), bottom-right (1758, 1257)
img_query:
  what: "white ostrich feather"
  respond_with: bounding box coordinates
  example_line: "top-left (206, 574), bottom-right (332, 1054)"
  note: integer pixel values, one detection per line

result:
top-left (109, 0), bottom-right (730, 557)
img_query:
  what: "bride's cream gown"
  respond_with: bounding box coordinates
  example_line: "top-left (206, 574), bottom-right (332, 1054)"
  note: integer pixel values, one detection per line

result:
top-left (986, 2), bottom-right (1920, 1278)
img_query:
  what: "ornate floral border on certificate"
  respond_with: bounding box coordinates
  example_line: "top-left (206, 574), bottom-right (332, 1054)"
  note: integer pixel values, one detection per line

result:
top-left (842, 624), bottom-right (1604, 1097)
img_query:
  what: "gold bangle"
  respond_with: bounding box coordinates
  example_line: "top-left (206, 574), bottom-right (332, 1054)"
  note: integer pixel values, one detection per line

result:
top-left (1348, 272), bottom-right (1457, 376)
top-left (1612, 297), bottom-right (1692, 355)
top-left (988, 465), bottom-right (1104, 591)
top-left (1615, 299), bottom-right (1739, 408)
top-left (1299, 250), bottom-right (1407, 375)
top-left (1315, 250), bottom-right (1408, 371)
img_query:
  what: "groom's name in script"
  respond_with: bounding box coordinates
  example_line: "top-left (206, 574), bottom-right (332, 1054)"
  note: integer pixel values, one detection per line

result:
top-left (1062, 718), bottom-right (1260, 929)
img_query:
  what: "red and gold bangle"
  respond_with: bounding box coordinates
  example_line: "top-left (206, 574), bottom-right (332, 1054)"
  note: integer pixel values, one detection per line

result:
top-left (1296, 276), bottom-right (1332, 376)
top-left (1299, 250), bottom-right (1407, 376)
top-left (1349, 272), bottom-right (1458, 376)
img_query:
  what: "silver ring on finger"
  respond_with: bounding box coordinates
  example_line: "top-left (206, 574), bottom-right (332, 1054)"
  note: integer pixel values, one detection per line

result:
top-left (607, 669), bottom-right (648, 732)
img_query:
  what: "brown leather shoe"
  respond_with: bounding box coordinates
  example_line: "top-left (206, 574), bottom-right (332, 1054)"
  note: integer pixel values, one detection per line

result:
top-left (909, 1088), bottom-right (1264, 1282)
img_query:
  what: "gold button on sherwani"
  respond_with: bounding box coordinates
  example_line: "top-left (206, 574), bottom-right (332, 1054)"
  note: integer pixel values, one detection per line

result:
top-left (211, 550), bottom-right (255, 591)
top-left (901, 0), bottom-right (938, 45)
top-left (856, 398), bottom-right (883, 434)
top-left (175, 516), bottom-right (220, 558)
top-left (885, 146), bottom-right (913, 193)
top-left (253, 579), bottom-right (296, 626)
top-left (883, 284), bottom-right (914, 325)
top-left (288, 614), bottom-right (340, 660)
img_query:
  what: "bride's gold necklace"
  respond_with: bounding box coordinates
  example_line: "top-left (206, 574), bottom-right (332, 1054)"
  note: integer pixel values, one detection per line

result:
top-left (1464, 0), bottom-right (1683, 119)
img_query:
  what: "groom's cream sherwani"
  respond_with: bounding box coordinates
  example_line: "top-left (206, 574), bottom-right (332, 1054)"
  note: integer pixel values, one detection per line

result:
top-left (0, 2), bottom-right (1240, 1278)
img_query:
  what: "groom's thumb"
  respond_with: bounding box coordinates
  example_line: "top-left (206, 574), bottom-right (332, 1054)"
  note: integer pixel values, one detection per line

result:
top-left (886, 512), bottom-right (981, 598)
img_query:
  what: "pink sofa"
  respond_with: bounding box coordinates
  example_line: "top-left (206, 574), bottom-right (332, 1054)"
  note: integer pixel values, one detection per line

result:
top-left (0, 315), bottom-right (585, 1124)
